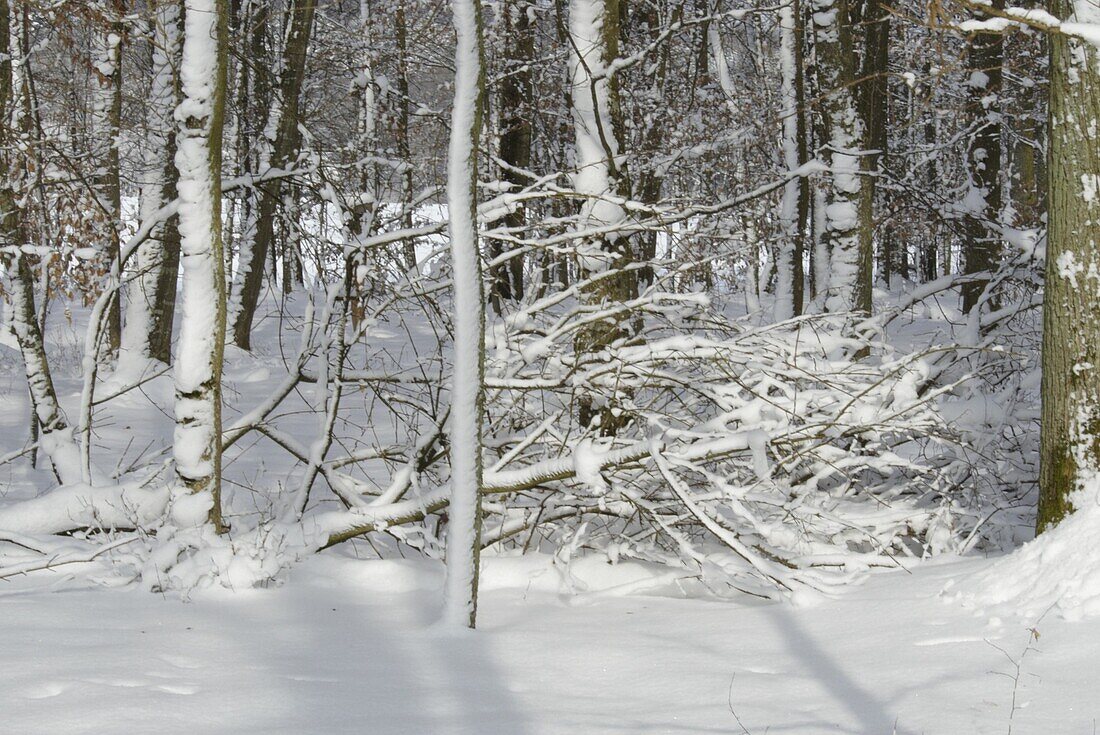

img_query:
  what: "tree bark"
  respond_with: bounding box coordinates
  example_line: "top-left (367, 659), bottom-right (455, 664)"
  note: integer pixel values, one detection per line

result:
top-left (960, 0), bottom-right (1005, 313)
top-left (812, 0), bottom-right (871, 314)
top-left (121, 0), bottom-right (182, 366)
top-left (569, 0), bottom-right (635, 434)
top-left (173, 0), bottom-right (229, 531)
top-left (488, 0), bottom-right (532, 311)
top-left (1036, 6), bottom-right (1100, 532)
top-left (229, 0), bottom-right (316, 349)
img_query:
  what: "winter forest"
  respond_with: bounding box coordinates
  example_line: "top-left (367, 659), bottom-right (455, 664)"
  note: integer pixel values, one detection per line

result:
top-left (0, 0), bottom-right (1098, 728)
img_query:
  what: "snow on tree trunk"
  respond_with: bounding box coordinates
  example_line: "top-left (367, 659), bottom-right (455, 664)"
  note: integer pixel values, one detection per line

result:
top-left (0, 0), bottom-right (82, 486)
top-left (172, 0), bottom-right (228, 531)
top-left (441, 0), bottom-right (487, 630)
top-left (120, 0), bottom-right (182, 369)
top-left (1037, 6), bottom-right (1100, 531)
top-left (812, 0), bottom-right (871, 315)
top-left (775, 0), bottom-right (806, 321)
top-left (569, 0), bottom-right (634, 433)
top-left (92, 0), bottom-right (124, 352)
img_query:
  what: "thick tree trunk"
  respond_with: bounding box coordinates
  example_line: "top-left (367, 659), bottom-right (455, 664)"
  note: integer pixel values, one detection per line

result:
top-left (859, 0), bottom-right (890, 285)
top-left (1036, 4), bottom-right (1100, 532)
top-left (173, 0), bottom-right (229, 531)
top-left (93, 0), bottom-right (125, 352)
top-left (441, 0), bottom-right (486, 630)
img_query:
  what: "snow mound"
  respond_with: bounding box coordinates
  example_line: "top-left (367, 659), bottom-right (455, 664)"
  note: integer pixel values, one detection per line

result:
top-left (953, 483), bottom-right (1100, 621)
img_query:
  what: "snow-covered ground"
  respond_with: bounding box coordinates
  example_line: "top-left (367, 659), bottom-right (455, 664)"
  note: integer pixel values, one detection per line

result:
top-left (1, 553), bottom-right (1097, 734)
top-left (0, 289), bottom-right (1091, 733)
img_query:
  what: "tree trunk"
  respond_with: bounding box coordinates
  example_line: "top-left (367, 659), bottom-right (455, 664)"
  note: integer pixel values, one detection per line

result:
top-left (488, 0), bottom-right (532, 311)
top-left (859, 0), bottom-right (890, 285)
top-left (0, 0), bottom-right (82, 484)
top-left (173, 0), bottom-right (229, 531)
top-left (441, 0), bottom-right (486, 630)
top-left (229, 0), bottom-right (315, 349)
top-left (569, 0), bottom-right (635, 434)
top-left (93, 0), bottom-right (125, 352)
top-left (960, 0), bottom-right (1005, 313)
top-left (775, 0), bottom-right (807, 320)
top-left (395, 0), bottom-right (418, 273)
top-left (1036, 4), bottom-right (1100, 532)
top-left (121, 0), bottom-right (182, 366)
top-left (812, 0), bottom-right (871, 314)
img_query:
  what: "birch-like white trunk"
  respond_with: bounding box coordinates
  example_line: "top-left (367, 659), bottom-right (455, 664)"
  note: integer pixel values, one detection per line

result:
top-left (120, 0), bottom-right (182, 368)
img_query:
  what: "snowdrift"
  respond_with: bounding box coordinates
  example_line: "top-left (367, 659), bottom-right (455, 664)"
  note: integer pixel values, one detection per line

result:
top-left (955, 483), bottom-right (1100, 621)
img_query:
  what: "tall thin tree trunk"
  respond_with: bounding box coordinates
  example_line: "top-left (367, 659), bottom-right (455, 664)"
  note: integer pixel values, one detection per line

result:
top-left (441, 0), bottom-right (486, 630)
top-left (1036, 3), bottom-right (1100, 532)
top-left (229, 0), bottom-right (315, 349)
top-left (488, 0), bottom-right (532, 311)
top-left (0, 0), bottom-right (82, 484)
top-left (960, 0), bottom-right (1005, 313)
top-left (121, 0), bottom-right (182, 366)
top-left (775, 0), bottom-right (807, 319)
top-left (93, 0), bottom-right (125, 352)
top-left (569, 0), bottom-right (635, 434)
top-left (395, 0), bottom-right (418, 273)
top-left (812, 0), bottom-right (871, 314)
top-left (859, 0), bottom-right (889, 285)
top-left (173, 0), bottom-right (228, 531)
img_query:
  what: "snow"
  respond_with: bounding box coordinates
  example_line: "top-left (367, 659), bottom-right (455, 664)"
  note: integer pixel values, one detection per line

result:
top-left (0, 554), bottom-right (1097, 733)
top-left (957, 481), bottom-right (1100, 621)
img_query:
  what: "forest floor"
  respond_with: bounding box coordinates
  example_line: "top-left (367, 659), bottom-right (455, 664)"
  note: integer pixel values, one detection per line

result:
top-left (0, 552), bottom-right (1097, 734)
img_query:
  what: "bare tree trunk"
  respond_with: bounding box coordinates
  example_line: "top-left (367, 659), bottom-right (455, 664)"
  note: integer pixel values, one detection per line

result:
top-left (93, 0), bottom-right (125, 352)
top-left (173, 0), bottom-right (229, 531)
top-left (812, 0), bottom-right (871, 314)
top-left (121, 0), bottom-right (182, 366)
top-left (960, 0), bottom-right (1004, 313)
top-left (395, 0), bottom-right (418, 273)
top-left (487, 0), bottom-right (532, 311)
top-left (441, 0), bottom-right (486, 630)
top-left (0, 0), bottom-right (82, 484)
top-left (1036, 1), bottom-right (1100, 532)
top-left (774, 0), bottom-right (807, 319)
top-left (229, 0), bottom-right (316, 349)
top-left (569, 0), bottom-right (635, 434)
top-left (859, 0), bottom-right (890, 285)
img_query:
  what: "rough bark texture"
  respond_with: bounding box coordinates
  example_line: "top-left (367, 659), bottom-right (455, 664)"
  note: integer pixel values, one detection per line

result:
top-left (1037, 10), bottom-right (1100, 532)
